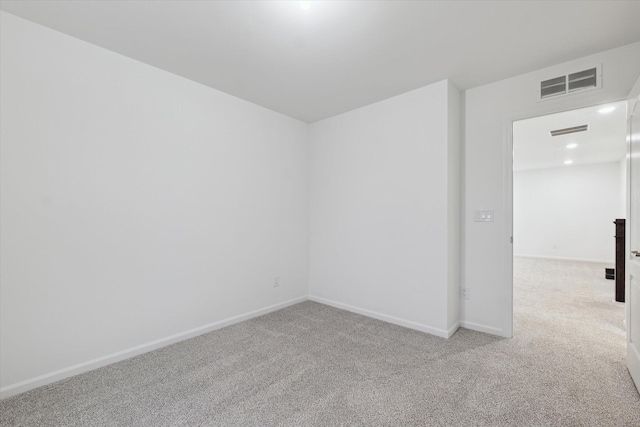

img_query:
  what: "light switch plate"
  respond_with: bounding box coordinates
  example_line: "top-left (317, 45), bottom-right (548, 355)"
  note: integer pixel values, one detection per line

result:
top-left (474, 209), bottom-right (494, 222)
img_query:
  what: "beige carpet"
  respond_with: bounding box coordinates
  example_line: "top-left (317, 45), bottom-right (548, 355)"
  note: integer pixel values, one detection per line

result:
top-left (1, 257), bottom-right (639, 426)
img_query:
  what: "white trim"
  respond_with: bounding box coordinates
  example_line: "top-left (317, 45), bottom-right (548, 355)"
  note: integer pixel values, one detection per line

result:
top-left (514, 254), bottom-right (613, 264)
top-left (308, 295), bottom-right (452, 338)
top-left (503, 114), bottom-right (515, 339)
top-left (447, 322), bottom-right (461, 338)
top-left (628, 343), bottom-right (640, 394)
top-left (0, 296), bottom-right (307, 400)
top-left (459, 320), bottom-right (504, 337)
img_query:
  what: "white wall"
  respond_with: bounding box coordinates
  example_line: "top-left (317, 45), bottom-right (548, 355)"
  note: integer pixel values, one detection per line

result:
top-left (620, 156), bottom-right (627, 218)
top-left (514, 162), bottom-right (622, 263)
top-left (463, 41), bottom-right (640, 337)
top-left (308, 80), bottom-right (461, 337)
top-left (0, 12), bottom-right (309, 396)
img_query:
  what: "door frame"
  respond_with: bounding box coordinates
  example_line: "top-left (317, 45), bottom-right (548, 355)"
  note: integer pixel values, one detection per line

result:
top-left (504, 97), bottom-right (628, 338)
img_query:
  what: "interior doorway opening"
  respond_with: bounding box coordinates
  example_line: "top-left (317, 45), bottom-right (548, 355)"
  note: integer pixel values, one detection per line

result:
top-left (511, 100), bottom-right (628, 340)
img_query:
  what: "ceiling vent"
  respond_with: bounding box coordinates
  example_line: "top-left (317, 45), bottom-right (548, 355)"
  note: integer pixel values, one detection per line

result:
top-left (549, 124), bottom-right (589, 137)
top-left (539, 65), bottom-right (601, 101)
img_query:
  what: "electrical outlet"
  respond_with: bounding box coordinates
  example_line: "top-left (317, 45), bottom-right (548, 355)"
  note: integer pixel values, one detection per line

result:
top-left (461, 287), bottom-right (469, 300)
top-left (273, 276), bottom-right (280, 287)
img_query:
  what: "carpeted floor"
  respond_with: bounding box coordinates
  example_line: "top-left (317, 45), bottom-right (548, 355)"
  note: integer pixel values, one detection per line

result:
top-left (1, 257), bottom-right (639, 426)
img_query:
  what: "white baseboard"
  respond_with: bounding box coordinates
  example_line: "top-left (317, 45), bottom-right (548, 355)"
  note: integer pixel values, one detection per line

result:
top-left (514, 254), bottom-right (613, 264)
top-left (309, 295), bottom-right (452, 339)
top-left (447, 322), bottom-right (460, 338)
top-left (0, 296), bottom-right (307, 400)
top-left (459, 320), bottom-right (504, 337)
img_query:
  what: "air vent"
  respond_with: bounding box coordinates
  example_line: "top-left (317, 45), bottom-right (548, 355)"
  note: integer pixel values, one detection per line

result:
top-left (541, 76), bottom-right (567, 98)
top-left (549, 124), bottom-right (589, 137)
top-left (568, 68), bottom-right (597, 92)
top-left (539, 65), bottom-right (601, 101)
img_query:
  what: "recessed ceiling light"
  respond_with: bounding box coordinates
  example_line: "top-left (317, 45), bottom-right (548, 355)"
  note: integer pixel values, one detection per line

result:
top-left (566, 143), bottom-right (578, 149)
top-left (299, 1), bottom-right (311, 10)
top-left (598, 105), bottom-right (616, 114)
top-left (564, 160), bottom-right (573, 165)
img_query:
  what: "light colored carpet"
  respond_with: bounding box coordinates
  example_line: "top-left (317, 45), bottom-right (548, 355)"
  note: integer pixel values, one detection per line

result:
top-left (1, 257), bottom-right (639, 426)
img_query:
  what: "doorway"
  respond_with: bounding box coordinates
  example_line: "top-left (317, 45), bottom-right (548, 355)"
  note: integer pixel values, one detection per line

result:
top-left (511, 101), bottom-right (627, 339)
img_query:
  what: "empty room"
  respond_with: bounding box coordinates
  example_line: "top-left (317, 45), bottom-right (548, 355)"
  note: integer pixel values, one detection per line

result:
top-left (1, 1), bottom-right (640, 425)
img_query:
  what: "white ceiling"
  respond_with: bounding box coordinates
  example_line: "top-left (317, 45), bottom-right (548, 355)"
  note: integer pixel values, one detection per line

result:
top-left (513, 100), bottom-right (628, 172)
top-left (1, 1), bottom-right (640, 123)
